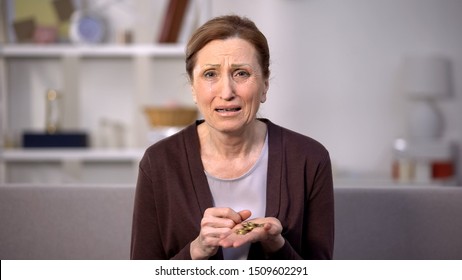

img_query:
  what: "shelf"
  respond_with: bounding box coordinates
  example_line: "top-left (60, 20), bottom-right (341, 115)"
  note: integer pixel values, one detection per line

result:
top-left (1, 148), bottom-right (145, 162)
top-left (0, 44), bottom-right (186, 58)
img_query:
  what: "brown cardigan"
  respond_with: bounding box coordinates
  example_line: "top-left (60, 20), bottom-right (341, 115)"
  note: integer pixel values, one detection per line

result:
top-left (130, 119), bottom-right (334, 259)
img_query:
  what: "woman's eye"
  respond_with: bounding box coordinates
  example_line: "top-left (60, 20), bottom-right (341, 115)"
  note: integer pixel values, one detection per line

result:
top-left (204, 71), bottom-right (217, 79)
top-left (234, 70), bottom-right (250, 77)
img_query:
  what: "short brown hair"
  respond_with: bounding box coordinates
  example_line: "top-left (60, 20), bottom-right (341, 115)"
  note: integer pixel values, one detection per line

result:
top-left (185, 15), bottom-right (270, 81)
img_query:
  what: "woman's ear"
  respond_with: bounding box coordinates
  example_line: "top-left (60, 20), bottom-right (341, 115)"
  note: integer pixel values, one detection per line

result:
top-left (261, 94), bottom-right (267, 103)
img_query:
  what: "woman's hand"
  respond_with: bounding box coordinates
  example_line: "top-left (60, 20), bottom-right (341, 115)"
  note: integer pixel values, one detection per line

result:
top-left (218, 217), bottom-right (285, 254)
top-left (190, 207), bottom-right (251, 259)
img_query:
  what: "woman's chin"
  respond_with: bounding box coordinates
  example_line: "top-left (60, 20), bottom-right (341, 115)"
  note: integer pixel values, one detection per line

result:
top-left (208, 119), bottom-right (249, 134)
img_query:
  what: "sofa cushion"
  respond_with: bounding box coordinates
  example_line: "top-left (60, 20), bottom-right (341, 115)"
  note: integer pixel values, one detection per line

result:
top-left (0, 184), bottom-right (135, 260)
top-left (334, 185), bottom-right (462, 259)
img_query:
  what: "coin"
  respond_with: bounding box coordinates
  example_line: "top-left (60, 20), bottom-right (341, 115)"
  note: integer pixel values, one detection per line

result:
top-left (235, 222), bottom-right (264, 235)
top-left (236, 229), bottom-right (248, 235)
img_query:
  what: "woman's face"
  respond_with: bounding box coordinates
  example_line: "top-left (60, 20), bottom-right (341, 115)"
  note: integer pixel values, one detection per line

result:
top-left (191, 37), bottom-right (269, 134)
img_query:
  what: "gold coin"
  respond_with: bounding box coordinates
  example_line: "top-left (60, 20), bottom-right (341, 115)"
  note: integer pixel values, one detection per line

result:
top-left (235, 222), bottom-right (264, 235)
top-left (236, 229), bottom-right (249, 235)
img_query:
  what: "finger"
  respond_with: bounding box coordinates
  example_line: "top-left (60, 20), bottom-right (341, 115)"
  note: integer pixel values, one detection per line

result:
top-left (219, 227), bottom-right (261, 248)
top-left (237, 210), bottom-right (252, 222)
top-left (200, 227), bottom-right (235, 250)
top-left (202, 216), bottom-right (236, 229)
top-left (263, 222), bottom-right (281, 236)
top-left (223, 208), bottom-right (245, 224)
top-left (205, 207), bottom-right (242, 224)
top-left (202, 225), bottom-right (233, 237)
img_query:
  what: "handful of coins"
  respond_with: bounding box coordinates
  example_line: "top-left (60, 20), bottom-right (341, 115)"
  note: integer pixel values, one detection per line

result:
top-left (235, 221), bottom-right (264, 235)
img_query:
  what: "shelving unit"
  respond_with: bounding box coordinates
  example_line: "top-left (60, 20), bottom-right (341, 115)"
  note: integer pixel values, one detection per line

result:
top-left (0, 43), bottom-right (188, 184)
top-left (0, 44), bottom-right (186, 58)
top-left (0, 0), bottom-right (213, 185)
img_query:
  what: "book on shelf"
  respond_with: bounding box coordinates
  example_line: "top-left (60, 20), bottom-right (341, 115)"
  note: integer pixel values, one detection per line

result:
top-left (157, 0), bottom-right (190, 43)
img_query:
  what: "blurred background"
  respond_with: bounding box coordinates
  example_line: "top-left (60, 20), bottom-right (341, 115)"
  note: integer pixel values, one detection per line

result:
top-left (1, 0), bottom-right (461, 186)
top-left (2, 0), bottom-right (462, 261)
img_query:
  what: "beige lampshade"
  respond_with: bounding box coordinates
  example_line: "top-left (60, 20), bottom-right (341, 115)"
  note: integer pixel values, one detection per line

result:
top-left (402, 55), bottom-right (451, 99)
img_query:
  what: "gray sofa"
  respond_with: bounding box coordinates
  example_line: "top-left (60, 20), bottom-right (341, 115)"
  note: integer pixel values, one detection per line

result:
top-left (1, 184), bottom-right (461, 259)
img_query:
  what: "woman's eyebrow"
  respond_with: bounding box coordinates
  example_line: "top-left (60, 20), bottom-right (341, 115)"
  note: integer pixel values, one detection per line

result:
top-left (202, 64), bottom-right (220, 68)
top-left (231, 63), bottom-right (252, 68)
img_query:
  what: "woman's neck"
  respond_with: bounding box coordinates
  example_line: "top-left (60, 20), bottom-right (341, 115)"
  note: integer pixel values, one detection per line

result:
top-left (198, 120), bottom-right (267, 160)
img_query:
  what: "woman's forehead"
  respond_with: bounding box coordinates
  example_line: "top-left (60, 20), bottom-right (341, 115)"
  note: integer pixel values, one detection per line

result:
top-left (195, 38), bottom-right (258, 66)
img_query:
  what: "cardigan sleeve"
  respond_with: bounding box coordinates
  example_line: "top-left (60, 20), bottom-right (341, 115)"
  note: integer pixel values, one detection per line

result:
top-left (267, 238), bottom-right (303, 259)
top-left (130, 164), bottom-right (193, 260)
top-left (304, 150), bottom-right (335, 259)
top-left (130, 165), bottom-right (166, 259)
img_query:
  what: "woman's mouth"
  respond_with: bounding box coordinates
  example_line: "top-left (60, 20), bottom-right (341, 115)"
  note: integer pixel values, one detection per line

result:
top-left (215, 107), bottom-right (242, 113)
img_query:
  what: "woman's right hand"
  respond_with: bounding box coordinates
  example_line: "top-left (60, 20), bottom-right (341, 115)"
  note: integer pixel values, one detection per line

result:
top-left (190, 207), bottom-right (251, 259)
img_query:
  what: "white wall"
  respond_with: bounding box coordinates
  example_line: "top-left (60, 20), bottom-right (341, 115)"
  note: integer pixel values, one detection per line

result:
top-left (3, 0), bottom-right (461, 184)
top-left (211, 0), bottom-right (462, 182)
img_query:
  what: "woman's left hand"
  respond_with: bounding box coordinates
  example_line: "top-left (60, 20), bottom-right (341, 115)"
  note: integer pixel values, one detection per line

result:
top-left (218, 217), bottom-right (285, 253)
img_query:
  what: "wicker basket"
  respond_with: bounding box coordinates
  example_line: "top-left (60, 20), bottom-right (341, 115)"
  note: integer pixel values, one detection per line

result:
top-left (144, 106), bottom-right (198, 127)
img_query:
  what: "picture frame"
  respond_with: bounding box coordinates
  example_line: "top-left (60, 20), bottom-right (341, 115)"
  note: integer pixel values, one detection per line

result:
top-left (2, 0), bottom-right (81, 44)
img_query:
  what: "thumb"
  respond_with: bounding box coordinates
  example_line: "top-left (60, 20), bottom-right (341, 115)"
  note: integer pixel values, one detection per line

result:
top-left (237, 210), bottom-right (252, 222)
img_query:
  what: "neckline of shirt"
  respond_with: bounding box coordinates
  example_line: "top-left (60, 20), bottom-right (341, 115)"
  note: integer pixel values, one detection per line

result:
top-left (204, 131), bottom-right (268, 182)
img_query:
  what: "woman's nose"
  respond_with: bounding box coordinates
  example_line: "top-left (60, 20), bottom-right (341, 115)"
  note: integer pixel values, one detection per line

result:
top-left (219, 74), bottom-right (235, 100)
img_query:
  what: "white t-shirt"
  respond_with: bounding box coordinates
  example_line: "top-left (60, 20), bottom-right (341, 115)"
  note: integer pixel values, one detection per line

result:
top-left (206, 134), bottom-right (268, 259)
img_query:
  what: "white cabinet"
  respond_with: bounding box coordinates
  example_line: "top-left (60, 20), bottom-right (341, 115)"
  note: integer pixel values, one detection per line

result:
top-left (0, 43), bottom-right (191, 184)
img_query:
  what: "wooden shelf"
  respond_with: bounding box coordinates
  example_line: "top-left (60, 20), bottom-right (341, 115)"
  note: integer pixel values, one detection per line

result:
top-left (0, 44), bottom-right (186, 58)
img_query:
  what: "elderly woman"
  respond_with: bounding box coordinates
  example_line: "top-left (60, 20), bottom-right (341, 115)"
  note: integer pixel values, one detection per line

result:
top-left (131, 15), bottom-right (334, 260)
